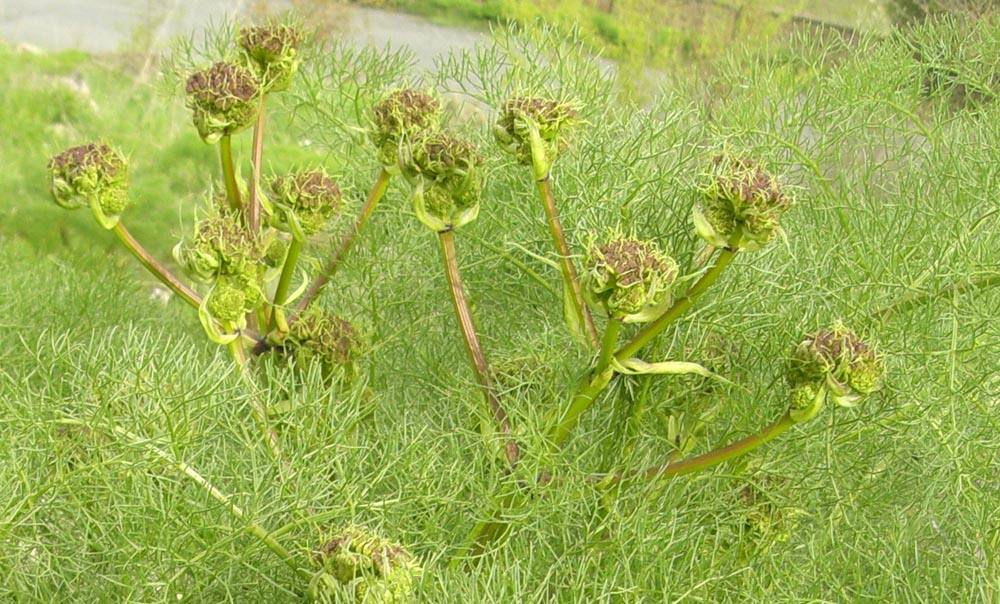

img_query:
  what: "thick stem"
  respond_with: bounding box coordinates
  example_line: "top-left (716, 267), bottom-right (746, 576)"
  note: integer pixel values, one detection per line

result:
top-left (270, 237), bottom-right (303, 333)
top-left (594, 411), bottom-right (796, 487)
top-left (615, 249), bottom-right (736, 361)
top-left (535, 175), bottom-right (600, 349)
top-left (112, 222), bottom-right (201, 309)
top-left (248, 95), bottom-right (268, 234)
top-left (295, 169), bottom-right (392, 314)
top-left (439, 229), bottom-right (519, 467)
top-left (71, 420), bottom-right (310, 581)
top-left (219, 135), bottom-right (243, 215)
top-left (873, 273), bottom-right (1000, 319)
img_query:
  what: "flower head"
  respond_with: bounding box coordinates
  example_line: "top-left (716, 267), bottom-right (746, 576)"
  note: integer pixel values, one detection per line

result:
top-left (582, 234), bottom-right (679, 322)
top-left (185, 61), bottom-right (261, 143)
top-left (693, 154), bottom-right (793, 251)
top-left (785, 324), bottom-right (886, 421)
top-left (173, 213), bottom-right (263, 284)
top-left (48, 142), bottom-right (129, 228)
top-left (269, 169), bottom-right (343, 240)
top-left (401, 131), bottom-right (484, 231)
top-left (310, 527), bottom-right (421, 604)
top-left (286, 308), bottom-right (362, 379)
top-left (495, 96), bottom-right (579, 177)
top-left (238, 23), bottom-right (302, 93)
top-left (371, 88), bottom-right (441, 169)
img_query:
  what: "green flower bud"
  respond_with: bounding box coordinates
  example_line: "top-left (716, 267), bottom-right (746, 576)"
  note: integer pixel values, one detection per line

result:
top-left (205, 278), bottom-right (248, 323)
top-left (269, 169), bottom-right (343, 240)
top-left (495, 96), bottom-right (579, 177)
top-left (185, 61), bottom-right (261, 144)
top-left (173, 213), bottom-right (263, 283)
top-left (238, 23), bottom-right (302, 93)
top-left (287, 308), bottom-right (362, 379)
top-left (786, 324), bottom-right (885, 410)
top-left (693, 154), bottom-right (793, 251)
top-left (582, 235), bottom-right (679, 322)
top-left (371, 88), bottom-right (441, 169)
top-left (47, 142), bottom-right (129, 229)
top-left (788, 383), bottom-right (825, 423)
top-left (401, 131), bottom-right (484, 231)
top-left (263, 235), bottom-right (289, 268)
top-left (311, 527), bottom-right (422, 604)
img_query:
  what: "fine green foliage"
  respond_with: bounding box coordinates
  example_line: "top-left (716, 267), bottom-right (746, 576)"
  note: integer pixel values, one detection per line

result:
top-left (3, 11), bottom-right (1000, 604)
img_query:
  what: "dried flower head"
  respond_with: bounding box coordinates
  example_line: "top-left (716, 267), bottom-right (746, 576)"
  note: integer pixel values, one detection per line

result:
top-left (48, 142), bottom-right (129, 228)
top-left (310, 527), bottom-right (422, 604)
top-left (693, 154), bottom-right (793, 251)
top-left (184, 61), bottom-right (261, 143)
top-left (786, 324), bottom-right (886, 419)
top-left (371, 88), bottom-right (441, 169)
top-left (495, 96), bottom-right (579, 176)
top-left (173, 213), bottom-right (263, 284)
top-left (402, 131), bottom-right (484, 231)
top-left (239, 23), bottom-right (302, 93)
top-left (582, 234), bottom-right (679, 322)
top-left (269, 169), bottom-right (343, 240)
top-left (286, 308), bottom-right (362, 378)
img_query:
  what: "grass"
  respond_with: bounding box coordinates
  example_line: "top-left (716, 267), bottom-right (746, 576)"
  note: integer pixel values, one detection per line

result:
top-left (2, 11), bottom-right (1000, 604)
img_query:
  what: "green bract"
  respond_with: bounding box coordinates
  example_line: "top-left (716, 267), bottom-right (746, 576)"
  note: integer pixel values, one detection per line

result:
top-left (692, 154), bottom-right (793, 251)
top-left (582, 235), bottom-right (679, 322)
top-left (310, 527), bottom-right (422, 604)
top-left (185, 61), bottom-right (261, 144)
top-left (269, 170), bottom-right (343, 241)
top-left (173, 213), bottom-right (263, 284)
top-left (371, 88), bottom-right (441, 170)
top-left (786, 324), bottom-right (886, 420)
top-left (401, 131), bottom-right (484, 232)
top-left (239, 23), bottom-right (302, 93)
top-left (495, 96), bottom-right (579, 178)
top-left (47, 142), bottom-right (129, 229)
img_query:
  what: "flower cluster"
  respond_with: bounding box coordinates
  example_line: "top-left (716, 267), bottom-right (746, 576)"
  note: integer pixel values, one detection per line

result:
top-left (310, 527), bottom-right (421, 604)
top-left (238, 23), bottom-right (302, 93)
top-left (582, 235), bottom-right (679, 322)
top-left (268, 169), bottom-right (344, 240)
top-left (401, 131), bottom-right (484, 232)
top-left (785, 324), bottom-right (885, 422)
top-left (693, 154), bottom-right (793, 251)
top-left (47, 142), bottom-right (129, 229)
top-left (495, 96), bottom-right (579, 177)
top-left (284, 308), bottom-right (362, 380)
top-left (371, 88), bottom-right (441, 170)
top-left (184, 61), bottom-right (261, 144)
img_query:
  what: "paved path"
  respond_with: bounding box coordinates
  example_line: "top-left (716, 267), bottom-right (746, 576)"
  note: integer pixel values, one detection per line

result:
top-left (0, 1), bottom-right (483, 69)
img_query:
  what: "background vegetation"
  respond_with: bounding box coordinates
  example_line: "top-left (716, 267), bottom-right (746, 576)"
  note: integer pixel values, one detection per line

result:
top-left (1, 3), bottom-right (998, 603)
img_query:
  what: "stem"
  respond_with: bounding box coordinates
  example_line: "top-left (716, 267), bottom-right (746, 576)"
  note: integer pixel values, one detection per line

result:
top-left (112, 222), bottom-right (201, 309)
top-left (873, 273), bottom-right (1000, 319)
top-left (295, 169), bottom-right (392, 314)
top-left (248, 95), bottom-right (267, 234)
top-left (594, 411), bottom-right (796, 487)
top-left (228, 335), bottom-right (283, 462)
top-left (615, 248), bottom-right (736, 361)
top-left (439, 229), bottom-right (519, 467)
top-left (66, 419), bottom-right (310, 581)
top-left (219, 135), bottom-right (243, 215)
top-left (535, 175), bottom-right (600, 349)
top-left (270, 237), bottom-right (303, 333)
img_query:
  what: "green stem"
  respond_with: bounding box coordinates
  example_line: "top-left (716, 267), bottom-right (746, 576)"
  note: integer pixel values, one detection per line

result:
top-left (874, 272), bottom-right (1000, 319)
top-left (439, 229), bottom-right (519, 467)
top-left (112, 222), bottom-right (201, 309)
top-left (270, 237), bottom-right (303, 333)
top-left (62, 419), bottom-right (310, 581)
top-left (219, 135), bottom-right (243, 215)
top-left (594, 411), bottom-right (796, 487)
top-left (248, 95), bottom-right (267, 234)
top-left (535, 175), bottom-right (599, 349)
top-left (615, 249), bottom-right (736, 361)
top-left (295, 169), bottom-right (392, 314)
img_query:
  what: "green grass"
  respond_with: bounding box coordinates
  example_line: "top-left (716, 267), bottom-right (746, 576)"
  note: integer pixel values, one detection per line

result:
top-left (2, 12), bottom-right (1000, 604)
